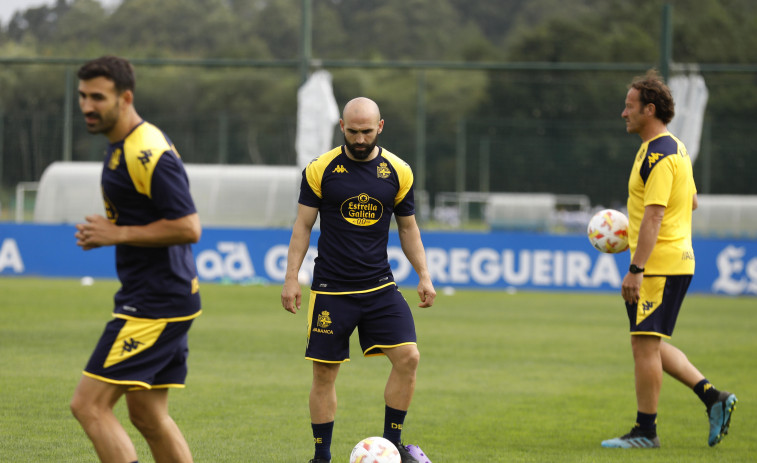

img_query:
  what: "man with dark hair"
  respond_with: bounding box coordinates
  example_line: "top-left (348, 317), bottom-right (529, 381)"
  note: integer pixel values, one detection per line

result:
top-left (281, 97), bottom-right (435, 463)
top-left (601, 70), bottom-right (737, 449)
top-left (70, 55), bottom-right (201, 463)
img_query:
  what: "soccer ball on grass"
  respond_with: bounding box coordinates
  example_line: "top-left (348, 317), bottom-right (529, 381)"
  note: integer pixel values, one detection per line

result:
top-left (587, 209), bottom-right (629, 253)
top-left (349, 436), bottom-right (400, 463)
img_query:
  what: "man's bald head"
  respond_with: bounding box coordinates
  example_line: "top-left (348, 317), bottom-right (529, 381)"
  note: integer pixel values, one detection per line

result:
top-left (340, 97), bottom-right (384, 161)
top-left (342, 97), bottom-right (381, 123)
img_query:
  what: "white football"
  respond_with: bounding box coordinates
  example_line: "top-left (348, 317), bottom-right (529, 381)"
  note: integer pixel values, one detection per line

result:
top-left (587, 209), bottom-right (630, 254)
top-left (349, 437), bottom-right (401, 463)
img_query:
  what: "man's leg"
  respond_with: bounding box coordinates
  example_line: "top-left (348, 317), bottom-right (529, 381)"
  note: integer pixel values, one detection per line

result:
top-left (632, 335), bottom-right (662, 414)
top-left (601, 335), bottom-right (662, 448)
top-left (382, 345), bottom-right (420, 461)
top-left (660, 341), bottom-right (704, 387)
top-left (70, 375), bottom-right (138, 462)
top-left (125, 388), bottom-right (193, 463)
top-left (660, 341), bottom-right (737, 446)
top-left (383, 344), bottom-right (420, 412)
top-left (310, 362), bottom-right (340, 461)
top-left (632, 335), bottom-right (663, 439)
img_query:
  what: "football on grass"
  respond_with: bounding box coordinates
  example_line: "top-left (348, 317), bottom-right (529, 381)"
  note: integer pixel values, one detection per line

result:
top-left (587, 209), bottom-right (629, 253)
top-left (349, 437), bottom-right (400, 463)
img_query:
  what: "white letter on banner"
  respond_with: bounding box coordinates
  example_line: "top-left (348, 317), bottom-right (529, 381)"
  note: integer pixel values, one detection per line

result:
top-left (566, 252), bottom-right (592, 287)
top-left (388, 246), bottom-right (412, 281)
top-left (264, 244), bottom-right (317, 282)
top-left (553, 251), bottom-right (565, 286)
top-left (470, 248), bottom-right (500, 285)
top-left (712, 246), bottom-right (748, 295)
top-left (449, 248), bottom-right (470, 283)
top-left (746, 257), bottom-right (757, 295)
top-left (196, 242), bottom-right (254, 281)
top-left (264, 244), bottom-right (288, 281)
top-left (196, 249), bottom-right (223, 280)
top-left (502, 249), bottom-right (530, 285)
top-left (0, 238), bottom-right (24, 273)
top-left (591, 254), bottom-right (621, 287)
top-left (218, 242), bottom-right (254, 280)
top-left (426, 248), bottom-right (449, 283)
top-left (532, 250), bottom-right (553, 286)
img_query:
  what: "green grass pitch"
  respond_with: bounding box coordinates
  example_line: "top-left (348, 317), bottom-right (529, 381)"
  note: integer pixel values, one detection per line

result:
top-left (1, 277), bottom-right (755, 462)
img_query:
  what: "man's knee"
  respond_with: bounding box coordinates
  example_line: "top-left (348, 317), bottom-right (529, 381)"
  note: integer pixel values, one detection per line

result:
top-left (128, 404), bottom-right (161, 436)
top-left (70, 395), bottom-right (89, 422)
top-left (312, 362), bottom-right (340, 386)
top-left (393, 346), bottom-right (420, 373)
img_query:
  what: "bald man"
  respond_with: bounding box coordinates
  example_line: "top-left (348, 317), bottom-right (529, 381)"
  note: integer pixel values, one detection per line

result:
top-left (281, 97), bottom-right (435, 463)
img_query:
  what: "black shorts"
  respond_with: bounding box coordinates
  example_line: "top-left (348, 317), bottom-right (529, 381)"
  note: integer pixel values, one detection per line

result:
top-left (83, 315), bottom-right (195, 390)
top-left (305, 283), bottom-right (417, 363)
top-left (625, 275), bottom-right (692, 338)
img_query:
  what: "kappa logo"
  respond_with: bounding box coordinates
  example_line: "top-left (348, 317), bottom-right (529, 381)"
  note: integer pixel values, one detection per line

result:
top-left (121, 337), bottom-right (144, 356)
top-left (138, 150), bottom-right (153, 168)
top-left (332, 165), bottom-right (349, 174)
top-left (641, 300), bottom-right (655, 314)
top-left (647, 152), bottom-right (664, 168)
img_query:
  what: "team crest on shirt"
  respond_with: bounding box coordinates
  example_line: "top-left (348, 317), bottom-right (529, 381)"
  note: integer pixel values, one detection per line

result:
top-left (102, 188), bottom-right (118, 222)
top-left (313, 311), bottom-right (334, 335)
top-left (341, 193), bottom-right (384, 226)
top-left (108, 148), bottom-right (122, 170)
top-left (377, 162), bottom-right (391, 179)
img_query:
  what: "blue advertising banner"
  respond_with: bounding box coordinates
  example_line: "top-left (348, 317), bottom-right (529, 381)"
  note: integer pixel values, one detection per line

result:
top-left (1, 223), bottom-right (756, 295)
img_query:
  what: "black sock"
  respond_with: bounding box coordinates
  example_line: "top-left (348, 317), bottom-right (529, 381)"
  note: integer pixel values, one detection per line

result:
top-left (694, 379), bottom-right (720, 409)
top-left (312, 421), bottom-right (334, 460)
top-left (383, 405), bottom-right (408, 445)
top-left (636, 411), bottom-right (657, 434)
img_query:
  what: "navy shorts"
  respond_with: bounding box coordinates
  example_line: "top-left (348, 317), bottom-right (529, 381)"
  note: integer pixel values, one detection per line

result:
top-left (305, 283), bottom-right (417, 363)
top-left (83, 315), bottom-right (195, 390)
top-left (626, 275), bottom-right (692, 338)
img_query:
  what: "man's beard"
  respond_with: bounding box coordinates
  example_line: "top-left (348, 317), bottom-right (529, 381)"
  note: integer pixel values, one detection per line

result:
top-left (83, 102), bottom-right (119, 135)
top-left (344, 135), bottom-right (377, 160)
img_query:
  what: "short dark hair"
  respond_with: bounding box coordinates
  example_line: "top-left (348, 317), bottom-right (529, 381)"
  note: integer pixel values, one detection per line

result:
top-left (77, 56), bottom-right (135, 94)
top-left (629, 69), bottom-right (675, 124)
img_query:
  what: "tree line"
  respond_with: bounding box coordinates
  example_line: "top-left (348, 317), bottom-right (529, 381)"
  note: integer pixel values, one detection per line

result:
top-left (1, 0), bottom-right (756, 208)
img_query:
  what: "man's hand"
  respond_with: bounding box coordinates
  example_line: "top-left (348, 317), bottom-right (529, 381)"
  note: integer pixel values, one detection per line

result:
top-left (281, 278), bottom-right (303, 314)
top-left (75, 214), bottom-right (121, 250)
top-left (416, 278), bottom-right (436, 308)
top-left (621, 272), bottom-right (643, 304)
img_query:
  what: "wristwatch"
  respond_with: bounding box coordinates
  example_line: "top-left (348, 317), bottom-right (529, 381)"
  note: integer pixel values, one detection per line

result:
top-left (629, 264), bottom-right (645, 274)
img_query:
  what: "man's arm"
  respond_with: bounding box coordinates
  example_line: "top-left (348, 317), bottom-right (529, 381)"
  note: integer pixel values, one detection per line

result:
top-left (281, 204), bottom-right (319, 314)
top-left (75, 212), bottom-right (201, 250)
top-left (621, 204), bottom-right (664, 304)
top-left (396, 214), bottom-right (436, 308)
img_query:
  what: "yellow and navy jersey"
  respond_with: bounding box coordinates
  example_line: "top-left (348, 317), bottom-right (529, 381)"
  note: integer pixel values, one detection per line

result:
top-left (299, 146), bottom-right (415, 292)
top-left (101, 121), bottom-right (201, 319)
top-left (627, 132), bottom-right (696, 275)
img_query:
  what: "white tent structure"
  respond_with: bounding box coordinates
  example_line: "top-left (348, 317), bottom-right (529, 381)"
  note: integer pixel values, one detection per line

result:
top-left (33, 162), bottom-right (300, 228)
top-left (295, 70), bottom-right (340, 169)
top-left (668, 73), bottom-right (709, 164)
